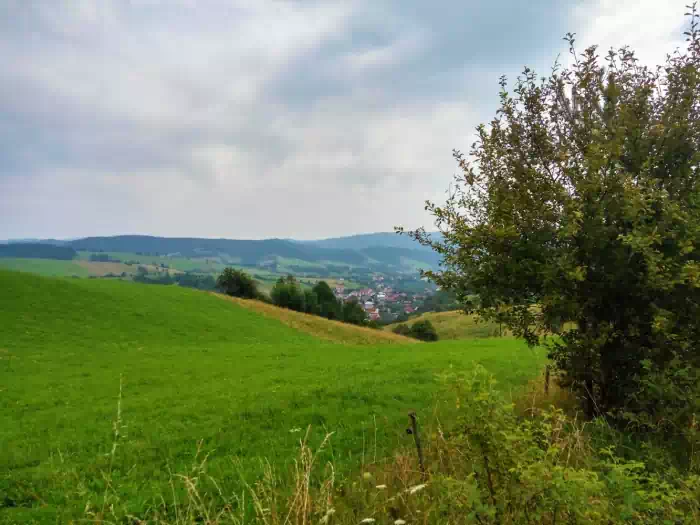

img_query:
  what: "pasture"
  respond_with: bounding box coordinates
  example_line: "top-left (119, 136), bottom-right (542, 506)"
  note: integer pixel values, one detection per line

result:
top-left (387, 310), bottom-right (506, 340)
top-left (0, 258), bottom-right (88, 277)
top-left (0, 270), bottom-right (545, 522)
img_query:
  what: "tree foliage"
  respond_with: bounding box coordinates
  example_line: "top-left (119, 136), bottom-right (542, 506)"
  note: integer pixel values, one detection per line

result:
top-left (312, 281), bottom-right (342, 319)
top-left (341, 299), bottom-right (367, 325)
top-left (392, 320), bottom-right (439, 341)
top-left (216, 267), bottom-right (260, 299)
top-left (271, 275), bottom-right (306, 312)
top-left (0, 243), bottom-right (76, 260)
top-left (406, 10), bottom-right (700, 421)
top-left (409, 319), bottom-right (439, 341)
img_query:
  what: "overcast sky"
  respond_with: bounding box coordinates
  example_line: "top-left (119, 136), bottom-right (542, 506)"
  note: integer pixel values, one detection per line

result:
top-left (0, 0), bottom-right (689, 240)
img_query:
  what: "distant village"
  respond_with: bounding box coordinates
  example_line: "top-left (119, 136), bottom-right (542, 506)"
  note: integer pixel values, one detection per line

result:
top-left (332, 274), bottom-right (433, 322)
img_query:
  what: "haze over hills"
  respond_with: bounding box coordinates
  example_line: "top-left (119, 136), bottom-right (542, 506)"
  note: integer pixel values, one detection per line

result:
top-left (294, 231), bottom-right (442, 251)
top-left (1, 232), bottom-right (442, 272)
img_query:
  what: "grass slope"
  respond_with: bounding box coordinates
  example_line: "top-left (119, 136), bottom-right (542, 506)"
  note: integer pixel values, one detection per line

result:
top-left (0, 271), bottom-right (545, 522)
top-left (219, 295), bottom-right (417, 345)
top-left (387, 310), bottom-right (506, 340)
top-left (0, 258), bottom-right (88, 277)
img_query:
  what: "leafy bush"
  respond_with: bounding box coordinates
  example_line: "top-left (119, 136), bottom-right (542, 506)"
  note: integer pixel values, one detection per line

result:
top-left (424, 367), bottom-right (700, 524)
top-left (341, 299), bottom-right (367, 325)
top-left (392, 323), bottom-right (411, 336)
top-left (313, 281), bottom-right (342, 320)
top-left (409, 319), bottom-right (438, 341)
top-left (216, 267), bottom-right (260, 299)
top-left (303, 289), bottom-right (319, 315)
top-left (391, 320), bottom-right (439, 341)
top-left (270, 275), bottom-right (306, 312)
top-left (406, 10), bottom-right (700, 424)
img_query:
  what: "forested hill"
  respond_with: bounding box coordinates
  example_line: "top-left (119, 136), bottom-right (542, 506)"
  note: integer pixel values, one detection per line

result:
top-left (0, 243), bottom-right (76, 260)
top-left (65, 235), bottom-right (440, 270)
top-left (297, 231), bottom-right (442, 251)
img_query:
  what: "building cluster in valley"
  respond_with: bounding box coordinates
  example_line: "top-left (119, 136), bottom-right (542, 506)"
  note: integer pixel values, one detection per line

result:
top-left (332, 274), bottom-right (430, 322)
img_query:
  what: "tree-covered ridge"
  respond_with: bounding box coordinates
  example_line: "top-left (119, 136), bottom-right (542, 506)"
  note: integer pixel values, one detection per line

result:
top-left (66, 234), bottom-right (440, 270)
top-left (0, 243), bottom-right (76, 260)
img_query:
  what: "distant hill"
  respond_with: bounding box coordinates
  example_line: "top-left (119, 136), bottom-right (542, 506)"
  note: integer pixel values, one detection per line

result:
top-left (0, 243), bottom-right (77, 260)
top-left (66, 234), bottom-right (441, 272)
top-left (297, 231), bottom-right (442, 251)
top-left (0, 233), bottom-right (442, 274)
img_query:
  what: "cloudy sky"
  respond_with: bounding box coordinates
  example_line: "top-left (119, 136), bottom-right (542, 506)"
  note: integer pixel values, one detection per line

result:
top-left (0, 0), bottom-right (689, 240)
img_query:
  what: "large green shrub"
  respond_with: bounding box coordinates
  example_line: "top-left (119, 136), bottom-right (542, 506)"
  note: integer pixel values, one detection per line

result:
top-left (406, 10), bottom-right (700, 422)
top-left (426, 367), bottom-right (700, 524)
top-left (409, 319), bottom-right (438, 341)
top-left (341, 299), bottom-right (367, 325)
top-left (216, 267), bottom-right (260, 299)
top-left (270, 275), bottom-right (306, 312)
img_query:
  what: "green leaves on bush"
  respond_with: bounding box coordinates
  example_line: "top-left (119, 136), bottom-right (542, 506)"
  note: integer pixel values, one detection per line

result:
top-left (392, 320), bottom-right (439, 341)
top-left (216, 267), bottom-right (260, 299)
top-left (406, 9), bottom-right (700, 425)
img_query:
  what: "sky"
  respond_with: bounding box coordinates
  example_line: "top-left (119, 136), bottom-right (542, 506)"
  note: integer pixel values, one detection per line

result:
top-left (0, 0), bottom-right (690, 240)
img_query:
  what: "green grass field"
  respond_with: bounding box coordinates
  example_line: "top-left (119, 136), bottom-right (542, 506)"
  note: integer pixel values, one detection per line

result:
top-left (76, 251), bottom-right (230, 273)
top-left (0, 258), bottom-right (89, 278)
top-left (0, 270), bottom-right (545, 523)
top-left (387, 310), bottom-right (506, 340)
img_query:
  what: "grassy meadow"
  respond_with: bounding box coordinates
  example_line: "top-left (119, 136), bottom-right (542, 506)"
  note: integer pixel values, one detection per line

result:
top-left (0, 258), bottom-right (89, 278)
top-left (0, 270), bottom-right (545, 522)
top-left (386, 310), bottom-right (507, 340)
top-left (75, 251), bottom-right (231, 273)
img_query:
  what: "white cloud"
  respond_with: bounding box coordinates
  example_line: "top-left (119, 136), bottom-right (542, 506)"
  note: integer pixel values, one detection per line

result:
top-left (0, 0), bottom-right (693, 240)
top-left (574, 0), bottom-right (687, 67)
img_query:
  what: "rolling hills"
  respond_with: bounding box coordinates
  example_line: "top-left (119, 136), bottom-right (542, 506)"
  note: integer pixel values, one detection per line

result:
top-left (1, 233), bottom-right (442, 276)
top-left (69, 234), bottom-right (441, 271)
top-left (0, 270), bottom-right (544, 522)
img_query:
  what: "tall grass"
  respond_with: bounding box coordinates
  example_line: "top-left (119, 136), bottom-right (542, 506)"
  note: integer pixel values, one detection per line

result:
top-left (70, 367), bottom-right (699, 524)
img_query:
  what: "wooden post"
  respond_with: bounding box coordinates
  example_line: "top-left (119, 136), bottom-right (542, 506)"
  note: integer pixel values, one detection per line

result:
top-left (408, 411), bottom-right (426, 479)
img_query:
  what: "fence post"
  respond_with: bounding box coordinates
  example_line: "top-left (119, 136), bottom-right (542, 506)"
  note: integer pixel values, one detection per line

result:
top-left (408, 411), bottom-right (426, 479)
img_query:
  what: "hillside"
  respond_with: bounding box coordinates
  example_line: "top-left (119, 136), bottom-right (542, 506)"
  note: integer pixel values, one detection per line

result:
top-left (218, 294), bottom-right (417, 345)
top-left (0, 270), bottom-right (544, 522)
top-left (387, 310), bottom-right (506, 340)
top-left (67, 235), bottom-right (440, 271)
top-left (297, 231), bottom-right (442, 251)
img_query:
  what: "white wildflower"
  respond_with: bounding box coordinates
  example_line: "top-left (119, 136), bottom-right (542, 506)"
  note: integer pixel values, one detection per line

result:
top-left (360, 519), bottom-right (375, 524)
top-left (408, 483), bottom-right (427, 495)
top-left (375, 484), bottom-right (387, 490)
top-left (394, 520), bottom-right (407, 525)
top-left (320, 508), bottom-right (336, 524)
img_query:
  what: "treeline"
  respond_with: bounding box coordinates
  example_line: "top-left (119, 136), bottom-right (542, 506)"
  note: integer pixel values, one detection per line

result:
top-left (88, 253), bottom-right (117, 262)
top-left (270, 276), bottom-right (369, 325)
top-left (216, 268), bottom-right (374, 327)
top-left (0, 243), bottom-right (76, 260)
top-left (132, 271), bottom-right (216, 290)
top-left (419, 289), bottom-right (460, 313)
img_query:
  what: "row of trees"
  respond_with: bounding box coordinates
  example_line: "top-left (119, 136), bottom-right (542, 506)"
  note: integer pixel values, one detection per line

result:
top-left (270, 276), bottom-right (368, 324)
top-left (216, 268), bottom-right (371, 326)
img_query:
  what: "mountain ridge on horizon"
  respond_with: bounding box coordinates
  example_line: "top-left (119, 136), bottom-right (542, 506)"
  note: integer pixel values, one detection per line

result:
top-left (1, 232), bottom-right (442, 272)
top-left (2, 231), bottom-right (439, 246)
